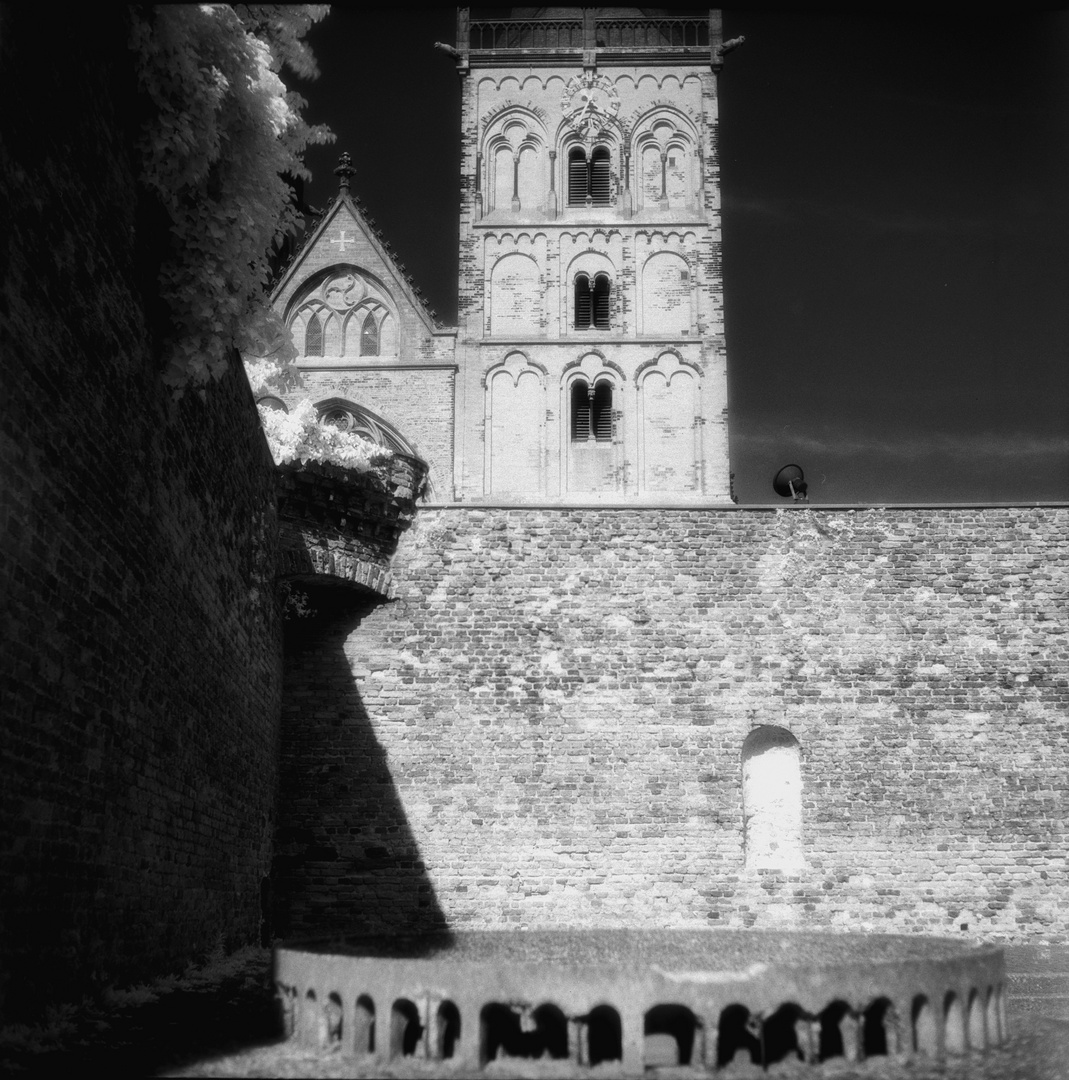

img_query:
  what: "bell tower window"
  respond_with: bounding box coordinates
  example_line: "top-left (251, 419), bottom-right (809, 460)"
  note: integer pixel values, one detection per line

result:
top-left (568, 146), bottom-right (612, 207)
top-left (570, 379), bottom-right (613, 442)
top-left (574, 274), bottom-right (611, 330)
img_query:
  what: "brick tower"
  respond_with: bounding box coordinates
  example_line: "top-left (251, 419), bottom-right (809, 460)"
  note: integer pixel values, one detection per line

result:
top-left (450, 8), bottom-right (732, 504)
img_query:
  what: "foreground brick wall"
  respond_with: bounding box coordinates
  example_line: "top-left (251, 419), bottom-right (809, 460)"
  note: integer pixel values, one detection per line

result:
top-left (277, 506), bottom-right (1069, 943)
top-left (0, 9), bottom-right (282, 1020)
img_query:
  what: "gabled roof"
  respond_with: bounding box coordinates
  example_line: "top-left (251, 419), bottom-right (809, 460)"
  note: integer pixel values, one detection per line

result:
top-left (269, 153), bottom-right (446, 334)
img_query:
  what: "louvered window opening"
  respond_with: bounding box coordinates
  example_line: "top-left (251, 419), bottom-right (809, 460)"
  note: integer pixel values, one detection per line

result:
top-left (570, 379), bottom-right (613, 443)
top-left (568, 146), bottom-right (612, 206)
top-left (359, 312), bottom-right (379, 356)
top-left (592, 274), bottom-right (610, 329)
top-left (589, 147), bottom-right (611, 205)
top-left (592, 381), bottom-right (612, 441)
top-left (574, 274), bottom-right (592, 329)
top-left (305, 312), bottom-right (323, 356)
top-left (575, 274), bottom-right (611, 330)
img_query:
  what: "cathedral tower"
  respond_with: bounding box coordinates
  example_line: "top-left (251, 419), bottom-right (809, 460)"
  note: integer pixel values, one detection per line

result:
top-left (450, 9), bottom-right (732, 503)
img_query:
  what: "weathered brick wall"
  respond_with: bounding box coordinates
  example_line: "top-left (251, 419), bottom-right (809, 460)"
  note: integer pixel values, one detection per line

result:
top-left (0, 9), bottom-right (282, 1020)
top-left (276, 506), bottom-right (1069, 944)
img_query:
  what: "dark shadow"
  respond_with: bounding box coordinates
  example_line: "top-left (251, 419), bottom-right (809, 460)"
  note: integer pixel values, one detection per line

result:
top-left (270, 580), bottom-right (451, 942)
top-left (587, 1003), bottom-right (623, 1065)
top-left (818, 999), bottom-right (851, 1060)
top-left (717, 1003), bottom-right (760, 1067)
top-left (763, 1002), bottom-right (805, 1066)
top-left (0, 950), bottom-right (284, 1076)
top-left (391, 997), bottom-right (424, 1057)
top-left (479, 1002), bottom-right (568, 1064)
top-left (437, 999), bottom-right (461, 1059)
top-left (644, 1003), bottom-right (697, 1067)
top-left (863, 997), bottom-right (895, 1056)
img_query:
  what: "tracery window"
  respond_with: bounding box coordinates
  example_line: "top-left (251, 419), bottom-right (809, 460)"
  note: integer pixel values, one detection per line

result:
top-left (289, 269), bottom-right (397, 359)
top-left (567, 146), bottom-right (612, 206)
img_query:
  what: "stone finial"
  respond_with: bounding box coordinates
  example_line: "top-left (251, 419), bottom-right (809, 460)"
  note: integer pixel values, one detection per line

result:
top-left (334, 152), bottom-right (355, 193)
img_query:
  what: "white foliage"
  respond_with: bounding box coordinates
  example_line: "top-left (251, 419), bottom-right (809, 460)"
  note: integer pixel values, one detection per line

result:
top-left (129, 5), bottom-right (333, 389)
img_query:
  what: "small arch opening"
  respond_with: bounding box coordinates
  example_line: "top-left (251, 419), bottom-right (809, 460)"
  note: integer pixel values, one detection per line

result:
top-left (717, 1003), bottom-right (761, 1068)
top-left (985, 985), bottom-right (1001, 1046)
top-left (391, 997), bottom-right (424, 1058)
top-left (480, 1002), bottom-right (567, 1064)
top-left (818, 1000), bottom-right (858, 1063)
top-left (644, 1003), bottom-right (698, 1068)
top-left (324, 992), bottom-right (343, 1047)
top-left (912, 995), bottom-right (937, 1056)
top-left (354, 994), bottom-right (375, 1055)
top-left (944, 991), bottom-right (966, 1055)
top-left (764, 1002), bottom-right (806, 1067)
top-left (437, 1000), bottom-right (461, 1060)
top-left (300, 988), bottom-right (317, 1046)
top-left (587, 1004), bottom-right (622, 1066)
top-left (967, 988), bottom-right (985, 1050)
top-left (276, 982), bottom-right (298, 1039)
top-left (862, 997), bottom-right (897, 1057)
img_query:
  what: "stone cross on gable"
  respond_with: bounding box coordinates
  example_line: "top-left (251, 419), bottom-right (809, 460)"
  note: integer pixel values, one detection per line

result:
top-left (331, 231), bottom-right (351, 254)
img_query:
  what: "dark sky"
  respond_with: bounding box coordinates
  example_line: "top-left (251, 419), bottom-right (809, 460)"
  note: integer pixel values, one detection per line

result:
top-left (294, 8), bottom-right (1068, 506)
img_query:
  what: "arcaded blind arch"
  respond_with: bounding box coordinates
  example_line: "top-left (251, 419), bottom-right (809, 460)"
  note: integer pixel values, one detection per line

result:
top-left (741, 726), bottom-right (804, 870)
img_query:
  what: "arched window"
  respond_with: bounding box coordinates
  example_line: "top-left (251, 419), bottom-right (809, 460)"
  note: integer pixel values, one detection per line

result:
top-left (590, 146), bottom-right (611, 204)
top-left (574, 273), bottom-right (611, 330)
top-left (570, 379), bottom-right (613, 442)
top-left (592, 273), bottom-right (610, 329)
top-left (574, 273), bottom-right (591, 328)
top-left (305, 311), bottom-right (323, 356)
top-left (568, 145), bottom-right (612, 206)
top-left (360, 311), bottom-right (379, 356)
top-left (568, 147), bottom-right (588, 205)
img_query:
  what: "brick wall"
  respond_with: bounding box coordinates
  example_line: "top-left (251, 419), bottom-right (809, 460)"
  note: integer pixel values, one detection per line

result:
top-left (0, 9), bottom-right (283, 1020)
top-left (275, 506), bottom-right (1069, 943)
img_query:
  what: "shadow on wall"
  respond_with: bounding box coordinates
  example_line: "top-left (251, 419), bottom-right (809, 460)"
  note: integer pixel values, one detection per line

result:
top-left (268, 582), bottom-right (449, 942)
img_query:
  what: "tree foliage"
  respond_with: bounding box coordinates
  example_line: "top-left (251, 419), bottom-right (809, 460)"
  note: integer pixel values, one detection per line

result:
top-left (129, 5), bottom-right (333, 388)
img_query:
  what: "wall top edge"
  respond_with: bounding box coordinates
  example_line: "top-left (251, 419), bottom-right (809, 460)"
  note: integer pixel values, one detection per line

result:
top-left (421, 502), bottom-right (1069, 512)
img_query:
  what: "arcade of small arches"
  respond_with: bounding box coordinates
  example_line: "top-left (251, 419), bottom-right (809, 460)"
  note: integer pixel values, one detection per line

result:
top-left (276, 979), bottom-right (1007, 1070)
top-left (481, 109), bottom-right (700, 216)
top-left (485, 246), bottom-right (694, 338)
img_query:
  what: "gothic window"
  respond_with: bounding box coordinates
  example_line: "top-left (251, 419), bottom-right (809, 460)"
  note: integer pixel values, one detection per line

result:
top-left (574, 273), bottom-right (611, 330)
top-left (360, 311), bottom-right (379, 356)
top-left (305, 311), bottom-right (323, 356)
top-left (568, 145), bottom-right (612, 206)
top-left (570, 379), bottom-right (613, 442)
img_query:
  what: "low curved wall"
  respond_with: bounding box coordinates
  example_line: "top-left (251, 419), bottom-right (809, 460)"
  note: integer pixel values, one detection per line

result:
top-left (275, 931), bottom-right (1005, 1072)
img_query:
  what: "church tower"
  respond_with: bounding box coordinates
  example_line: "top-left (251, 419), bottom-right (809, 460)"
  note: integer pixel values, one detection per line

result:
top-left (450, 9), bottom-right (732, 503)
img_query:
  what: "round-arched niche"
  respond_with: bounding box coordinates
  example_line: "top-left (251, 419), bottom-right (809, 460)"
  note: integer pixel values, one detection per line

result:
top-left (741, 725), bottom-right (804, 871)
